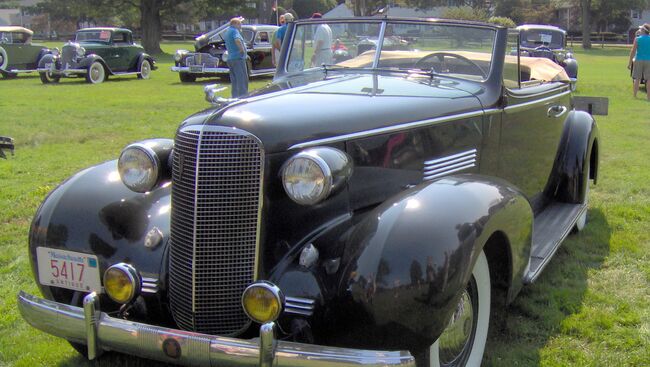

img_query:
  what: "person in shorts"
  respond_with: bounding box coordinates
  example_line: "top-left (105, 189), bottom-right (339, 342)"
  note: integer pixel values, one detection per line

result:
top-left (628, 24), bottom-right (650, 100)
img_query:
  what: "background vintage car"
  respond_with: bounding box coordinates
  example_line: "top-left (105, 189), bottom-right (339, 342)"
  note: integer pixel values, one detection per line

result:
top-left (172, 24), bottom-right (278, 82)
top-left (38, 27), bottom-right (156, 84)
top-left (19, 17), bottom-right (599, 367)
top-left (0, 26), bottom-right (52, 78)
top-left (517, 24), bottom-right (579, 90)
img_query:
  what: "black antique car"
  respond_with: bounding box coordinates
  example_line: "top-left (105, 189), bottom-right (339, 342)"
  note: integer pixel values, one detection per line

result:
top-left (0, 136), bottom-right (14, 158)
top-left (517, 24), bottom-right (578, 90)
top-left (38, 27), bottom-right (156, 84)
top-left (172, 24), bottom-right (278, 82)
top-left (19, 17), bottom-right (599, 367)
top-left (0, 26), bottom-right (53, 78)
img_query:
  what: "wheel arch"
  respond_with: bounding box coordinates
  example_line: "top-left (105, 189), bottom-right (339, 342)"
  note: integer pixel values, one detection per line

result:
top-left (137, 53), bottom-right (156, 71)
top-left (79, 54), bottom-right (112, 74)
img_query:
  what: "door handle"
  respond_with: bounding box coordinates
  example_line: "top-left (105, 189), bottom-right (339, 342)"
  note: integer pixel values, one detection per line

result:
top-left (547, 105), bottom-right (567, 118)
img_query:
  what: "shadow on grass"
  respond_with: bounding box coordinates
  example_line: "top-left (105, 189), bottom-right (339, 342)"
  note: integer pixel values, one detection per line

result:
top-left (484, 208), bottom-right (611, 365)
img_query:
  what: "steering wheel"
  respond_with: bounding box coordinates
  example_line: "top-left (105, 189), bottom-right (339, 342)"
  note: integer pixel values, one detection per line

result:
top-left (414, 52), bottom-right (486, 78)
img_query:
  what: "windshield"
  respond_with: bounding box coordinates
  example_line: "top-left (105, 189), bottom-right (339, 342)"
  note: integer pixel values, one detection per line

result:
top-left (286, 20), bottom-right (496, 81)
top-left (75, 30), bottom-right (111, 43)
top-left (520, 29), bottom-right (564, 49)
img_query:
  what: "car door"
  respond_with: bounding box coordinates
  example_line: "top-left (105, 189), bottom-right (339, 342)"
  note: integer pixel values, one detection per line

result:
top-left (498, 34), bottom-right (569, 210)
top-left (107, 31), bottom-right (130, 71)
top-left (251, 30), bottom-right (273, 70)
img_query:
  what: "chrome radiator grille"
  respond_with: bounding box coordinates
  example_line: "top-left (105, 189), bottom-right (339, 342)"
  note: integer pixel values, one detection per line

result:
top-left (61, 45), bottom-right (76, 66)
top-left (169, 126), bottom-right (263, 335)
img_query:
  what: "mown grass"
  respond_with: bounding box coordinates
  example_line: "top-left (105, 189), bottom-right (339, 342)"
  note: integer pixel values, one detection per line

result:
top-left (0, 44), bottom-right (648, 366)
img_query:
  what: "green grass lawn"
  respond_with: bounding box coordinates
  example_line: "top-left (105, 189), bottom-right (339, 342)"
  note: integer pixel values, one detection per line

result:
top-left (1, 43), bottom-right (648, 366)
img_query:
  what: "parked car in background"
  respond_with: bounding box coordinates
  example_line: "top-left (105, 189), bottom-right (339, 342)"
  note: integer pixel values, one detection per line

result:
top-left (19, 17), bottom-right (599, 367)
top-left (517, 24), bottom-right (578, 90)
top-left (0, 26), bottom-right (52, 78)
top-left (37, 27), bottom-right (156, 84)
top-left (172, 24), bottom-right (278, 82)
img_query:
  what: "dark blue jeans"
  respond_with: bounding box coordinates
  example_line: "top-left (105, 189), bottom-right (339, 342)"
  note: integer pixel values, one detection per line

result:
top-left (227, 58), bottom-right (249, 98)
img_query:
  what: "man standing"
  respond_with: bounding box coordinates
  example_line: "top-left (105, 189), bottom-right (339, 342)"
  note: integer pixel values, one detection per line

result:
top-left (224, 17), bottom-right (248, 98)
top-left (310, 13), bottom-right (332, 67)
top-left (272, 13), bottom-right (294, 67)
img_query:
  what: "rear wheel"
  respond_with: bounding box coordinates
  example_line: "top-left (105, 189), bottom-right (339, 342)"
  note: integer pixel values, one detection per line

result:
top-left (0, 46), bottom-right (7, 70)
top-left (86, 61), bottom-right (106, 84)
top-left (179, 72), bottom-right (195, 82)
top-left (137, 59), bottom-right (152, 79)
top-left (424, 250), bottom-right (490, 367)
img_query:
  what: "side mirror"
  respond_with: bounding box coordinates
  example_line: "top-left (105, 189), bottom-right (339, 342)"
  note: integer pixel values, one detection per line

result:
top-left (204, 84), bottom-right (235, 105)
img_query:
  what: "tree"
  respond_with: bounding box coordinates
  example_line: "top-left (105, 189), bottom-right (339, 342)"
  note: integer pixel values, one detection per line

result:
top-left (581, 0), bottom-right (591, 48)
top-left (292, 0), bottom-right (337, 18)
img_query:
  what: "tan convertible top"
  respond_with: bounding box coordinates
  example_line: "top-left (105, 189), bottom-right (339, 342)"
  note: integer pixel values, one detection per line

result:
top-left (340, 50), bottom-right (570, 83)
top-left (0, 26), bottom-right (34, 35)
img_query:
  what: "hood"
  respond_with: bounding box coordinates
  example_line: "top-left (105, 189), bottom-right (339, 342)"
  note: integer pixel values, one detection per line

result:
top-left (184, 73), bottom-right (487, 153)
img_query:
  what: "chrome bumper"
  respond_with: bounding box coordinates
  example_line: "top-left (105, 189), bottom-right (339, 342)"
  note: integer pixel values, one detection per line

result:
top-left (171, 66), bottom-right (229, 74)
top-left (18, 291), bottom-right (415, 367)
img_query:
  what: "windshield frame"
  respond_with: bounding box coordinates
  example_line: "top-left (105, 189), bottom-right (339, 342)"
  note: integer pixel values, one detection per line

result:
top-left (282, 18), bottom-right (499, 82)
top-left (75, 29), bottom-right (113, 44)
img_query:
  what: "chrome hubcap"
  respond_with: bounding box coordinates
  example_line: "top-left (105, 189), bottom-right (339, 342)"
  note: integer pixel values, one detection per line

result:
top-left (438, 290), bottom-right (474, 364)
top-left (91, 65), bottom-right (101, 81)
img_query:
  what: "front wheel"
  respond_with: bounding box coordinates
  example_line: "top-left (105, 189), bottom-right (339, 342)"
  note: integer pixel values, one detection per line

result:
top-left (179, 72), bottom-right (195, 82)
top-left (40, 70), bottom-right (60, 84)
top-left (574, 164), bottom-right (590, 232)
top-left (86, 61), bottom-right (106, 84)
top-left (425, 250), bottom-right (490, 367)
top-left (137, 59), bottom-right (152, 79)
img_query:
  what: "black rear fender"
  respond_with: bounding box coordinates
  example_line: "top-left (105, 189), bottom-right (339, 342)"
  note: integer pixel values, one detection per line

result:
top-left (545, 110), bottom-right (598, 203)
top-left (334, 174), bottom-right (532, 352)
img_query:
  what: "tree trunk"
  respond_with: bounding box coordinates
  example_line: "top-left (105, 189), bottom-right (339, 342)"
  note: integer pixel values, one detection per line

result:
top-left (140, 0), bottom-right (162, 54)
top-left (581, 0), bottom-right (591, 49)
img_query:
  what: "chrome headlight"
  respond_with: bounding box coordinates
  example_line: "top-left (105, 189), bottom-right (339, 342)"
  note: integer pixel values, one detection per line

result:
top-left (174, 49), bottom-right (188, 63)
top-left (221, 51), bottom-right (229, 62)
top-left (281, 147), bottom-right (352, 206)
top-left (103, 263), bottom-right (141, 304)
top-left (51, 47), bottom-right (60, 56)
top-left (76, 46), bottom-right (85, 58)
top-left (118, 139), bottom-right (173, 193)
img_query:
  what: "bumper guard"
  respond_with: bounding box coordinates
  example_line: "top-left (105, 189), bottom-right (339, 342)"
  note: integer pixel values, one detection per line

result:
top-left (18, 291), bottom-right (415, 367)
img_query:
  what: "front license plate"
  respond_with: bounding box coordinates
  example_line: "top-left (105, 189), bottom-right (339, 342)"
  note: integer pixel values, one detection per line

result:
top-left (37, 247), bottom-right (101, 293)
top-left (190, 65), bottom-right (203, 73)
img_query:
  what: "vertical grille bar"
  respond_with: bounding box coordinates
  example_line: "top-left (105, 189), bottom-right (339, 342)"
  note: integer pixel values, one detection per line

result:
top-left (169, 125), bottom-right (263, 335)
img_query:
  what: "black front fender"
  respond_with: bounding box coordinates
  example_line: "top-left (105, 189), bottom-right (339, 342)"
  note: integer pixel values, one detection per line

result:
top-left (79, 54), bottom-right (112, 74)
top-left (29, 160), bottom-right (171, 301)
top-left (335, 174), bottom-right (532, 353)
top-left (137, 53), bottom-right (157, 70)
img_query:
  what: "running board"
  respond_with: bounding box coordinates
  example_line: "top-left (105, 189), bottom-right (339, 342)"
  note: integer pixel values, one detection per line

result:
top-left (524, 201), bottom-right (586, 284)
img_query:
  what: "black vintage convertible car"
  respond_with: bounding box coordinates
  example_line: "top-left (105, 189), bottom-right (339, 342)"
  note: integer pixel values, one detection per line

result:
top-left (19, 17), bottom-right (599, 367)
top-left (172, 24), bottom-right (278, 82)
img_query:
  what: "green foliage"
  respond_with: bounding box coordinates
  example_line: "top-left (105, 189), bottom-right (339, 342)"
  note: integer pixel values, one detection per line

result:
top-left (442, 6), bottom-right (489, 22)
top-left (291, 0), bottom-right (338, 18)
top-left (488, 16), bottom-right (517, 28)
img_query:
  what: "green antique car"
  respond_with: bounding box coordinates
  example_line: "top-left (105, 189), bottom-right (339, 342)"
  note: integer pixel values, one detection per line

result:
top-left (0, 26), bottom-right (52, 78)
top-left (38, 27), bottom-right (156, 84)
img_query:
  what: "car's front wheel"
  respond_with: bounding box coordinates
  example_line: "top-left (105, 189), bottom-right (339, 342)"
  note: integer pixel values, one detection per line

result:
top-left (39, 70), bottom-right (60, 84)
top-left (179, 72), bottom-right (196, 82)
top-left (424, 250), bottom-right (490, 367)
top-left (138, 59), bottom-right (152, 79)
top-left (574, 164), bottom-right (590, 232)
top-left (0, 46), bottom-right (7, 70)
top-left (86, 61), bottom-right (106, 84)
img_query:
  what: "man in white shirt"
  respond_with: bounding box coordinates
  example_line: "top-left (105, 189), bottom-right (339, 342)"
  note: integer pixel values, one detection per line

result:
top-left (310, 13), bottom-right (332, 67)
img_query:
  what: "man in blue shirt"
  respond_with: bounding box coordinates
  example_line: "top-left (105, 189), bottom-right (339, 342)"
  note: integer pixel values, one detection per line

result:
top-left (224, 17), bottom-right (248, 98)
top-left (272, 13), bottom-right (294, 66)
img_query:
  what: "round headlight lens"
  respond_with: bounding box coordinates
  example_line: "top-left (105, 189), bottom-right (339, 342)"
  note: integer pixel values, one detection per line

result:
top-left (174, 50), bottom-right (185, 62)
top-left (221, 51), bottom-right (229, 62)
top-left (118, 144), bottom-right (159, 193)
top-left (282, 152), bottom-right (332, 206)
top-left (76, 46), bottom-right (85, 58)
top-left (241, 282), bottom-right (283, 324)
top-left (103, 263), bottom-right (140, 304)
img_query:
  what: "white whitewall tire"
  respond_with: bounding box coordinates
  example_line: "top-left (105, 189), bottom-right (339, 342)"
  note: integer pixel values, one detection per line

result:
top-left (574, 164), bottom-right (590, 232)
top-left (86, 61), bottom-right (106, 84)
top-left (0, 46), bottom-right (8, 70)
top-left (428, 250), bottom-right (490, 367)
top-left (138, 59), bottom-right (151, 79)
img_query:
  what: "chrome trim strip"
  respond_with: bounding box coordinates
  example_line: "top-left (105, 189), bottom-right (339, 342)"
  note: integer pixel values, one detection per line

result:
top-left (423, 149), bottom-right (477, 181)
top-left (289, 110), bottom-right (484, 150)
top-left (424, 164), bottom-right (476, 181)
top-left (504, 90), bottom-right (570, 113)
top-left (18, 291), bottom-right (415, 367)
top-left (285, 296), bottom-right (315, 316)
top-left (141, 276), bottom-right (158, 294)
top-left (191, 129), bottom-right (202, 317)
top-left (424, 149), bottom-right (477, 166)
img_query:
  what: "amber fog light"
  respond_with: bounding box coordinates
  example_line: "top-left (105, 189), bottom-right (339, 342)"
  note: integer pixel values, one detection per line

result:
top-left (103, 263), bottom-right (141, 304)
top-left (241, 282), bottom-right (284, 324)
